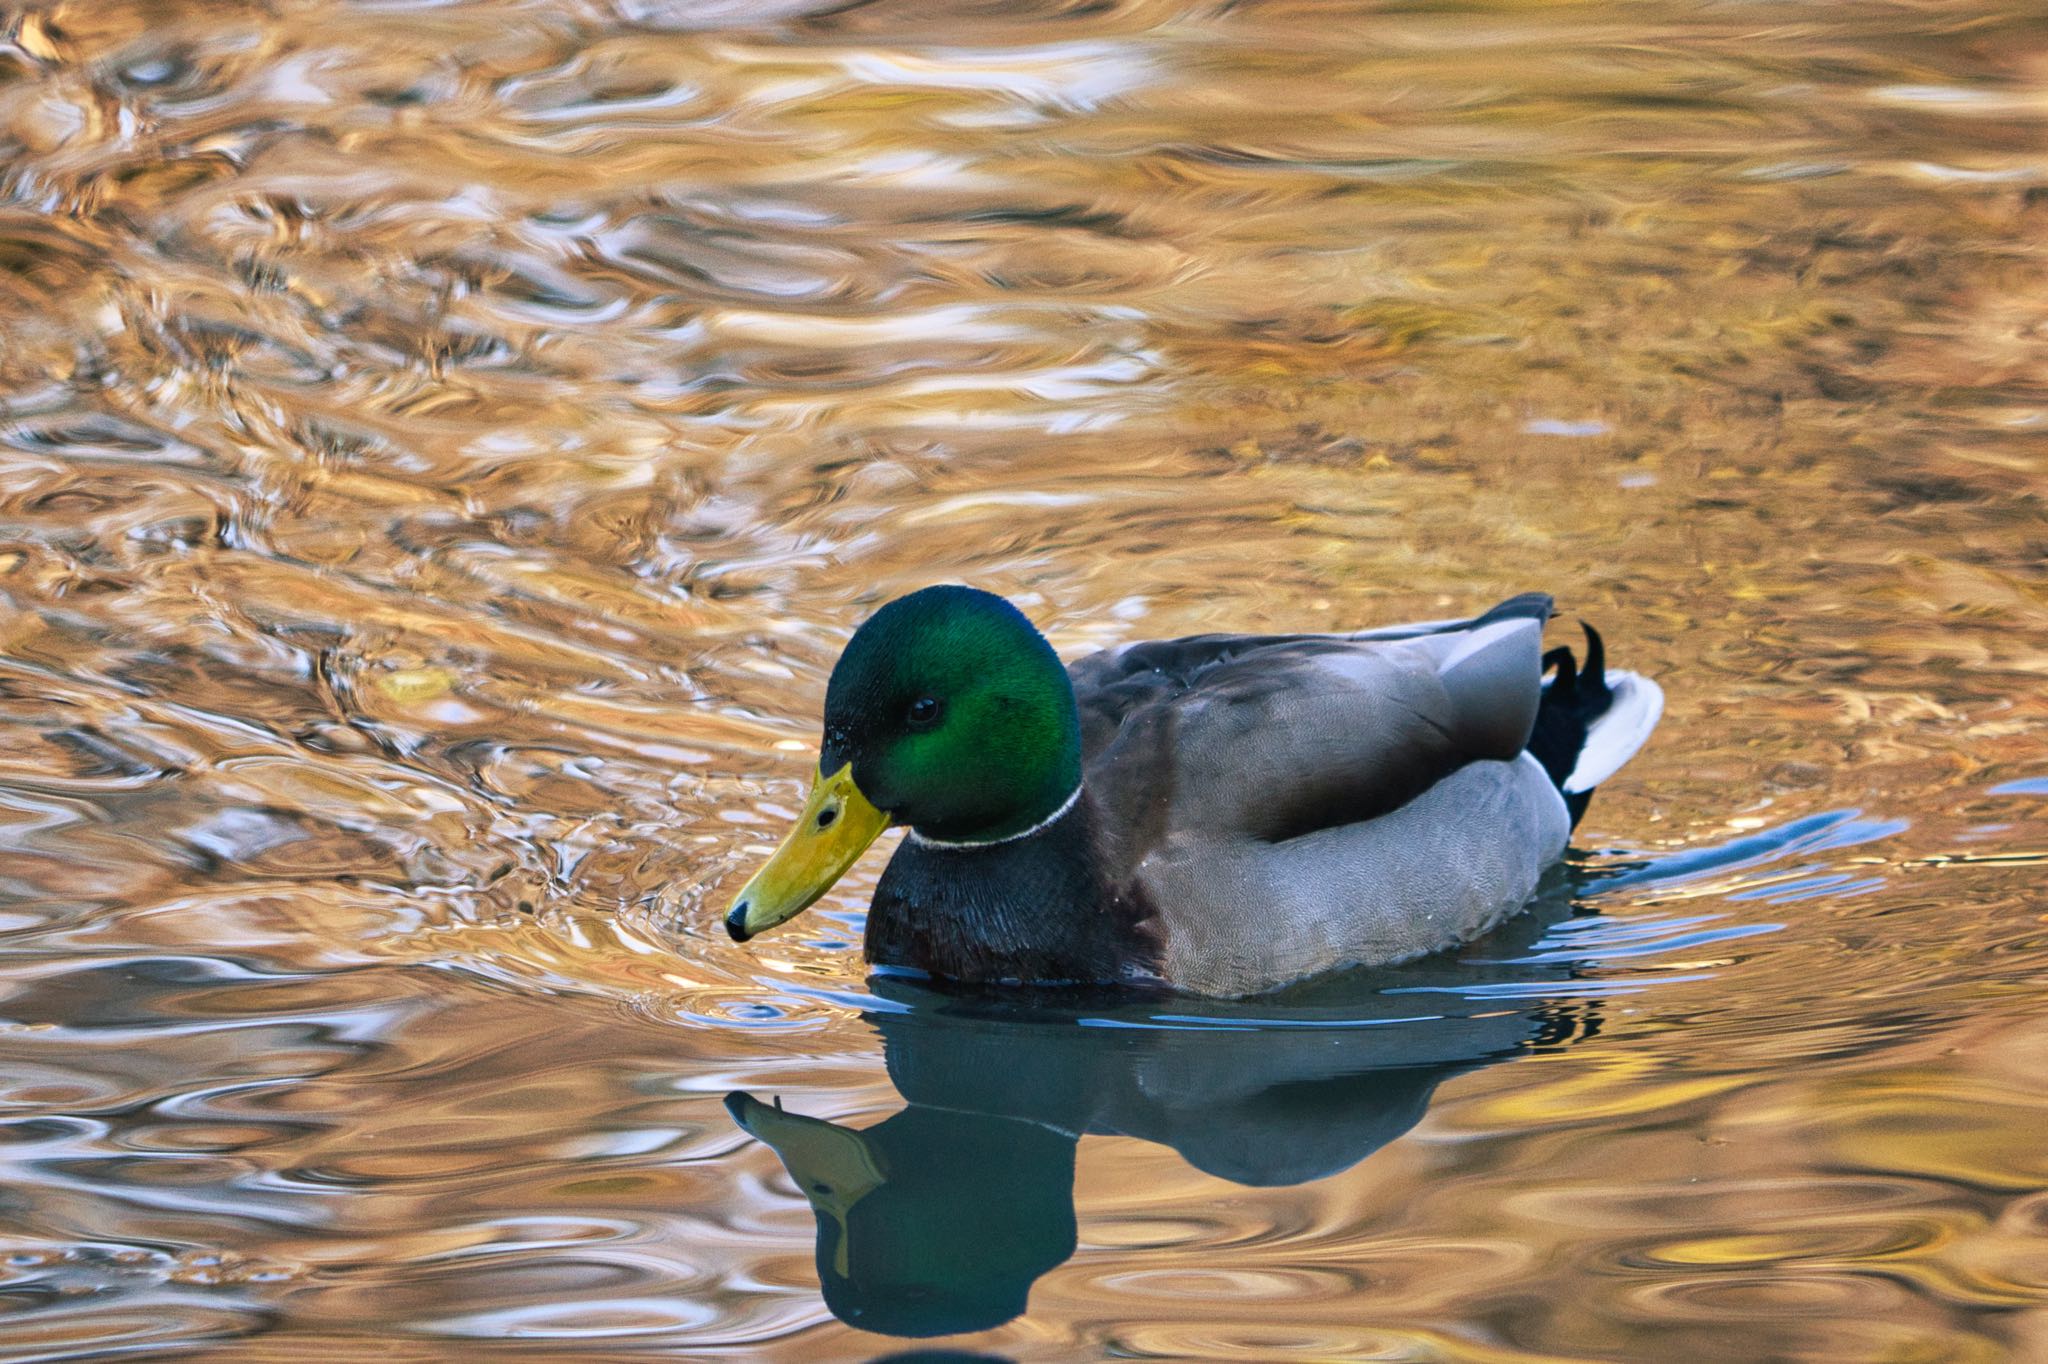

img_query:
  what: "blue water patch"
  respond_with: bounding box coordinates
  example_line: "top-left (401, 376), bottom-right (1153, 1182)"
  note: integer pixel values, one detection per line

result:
top-left (1589, 809), bottom-right (1907, 895)
top-left (1729, 873), bottom-right (1887, 904)
top-left (1989, 777), bottom-right (2048, 796)
top-left (1389, 974), bottom-right (1717, 998)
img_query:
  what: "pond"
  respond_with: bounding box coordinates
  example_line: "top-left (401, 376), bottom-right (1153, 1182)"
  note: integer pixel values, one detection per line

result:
top-left (1, 0), bottom-right (2045, 1358)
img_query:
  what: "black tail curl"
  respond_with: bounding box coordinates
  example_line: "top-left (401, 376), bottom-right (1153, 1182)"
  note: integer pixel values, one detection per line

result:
top-left (1528, 623), bottom-right (1614, 828)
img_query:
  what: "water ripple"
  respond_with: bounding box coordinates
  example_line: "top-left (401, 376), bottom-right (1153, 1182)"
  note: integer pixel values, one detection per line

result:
top-left (1, 0), bottom-right (2046, 1356)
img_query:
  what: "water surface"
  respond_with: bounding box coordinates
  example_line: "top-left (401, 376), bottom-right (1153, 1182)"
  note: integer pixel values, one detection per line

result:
top-left (1, 0), bottom-right (2046, 1358)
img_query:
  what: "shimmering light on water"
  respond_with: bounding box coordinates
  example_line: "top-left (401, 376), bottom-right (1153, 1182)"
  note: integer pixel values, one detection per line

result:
top-left (1, 0), bottom-right (2046, 1358)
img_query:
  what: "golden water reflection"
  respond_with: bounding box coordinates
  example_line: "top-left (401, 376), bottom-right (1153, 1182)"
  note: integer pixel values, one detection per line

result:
top-left (1, 0), bottom-right (2046, 1356)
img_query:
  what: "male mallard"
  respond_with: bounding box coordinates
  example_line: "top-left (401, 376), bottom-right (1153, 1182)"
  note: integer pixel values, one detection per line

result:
top-left (726, 586), bottom-right (1661, 997)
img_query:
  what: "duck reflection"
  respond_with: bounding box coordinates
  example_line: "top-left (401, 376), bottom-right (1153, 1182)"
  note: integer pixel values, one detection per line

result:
top-left (727, 887), bottom-right (1601, 1339)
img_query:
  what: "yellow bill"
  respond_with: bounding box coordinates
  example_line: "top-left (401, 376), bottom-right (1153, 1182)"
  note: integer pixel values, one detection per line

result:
top-left (726, 762), bottom-right (890, 942)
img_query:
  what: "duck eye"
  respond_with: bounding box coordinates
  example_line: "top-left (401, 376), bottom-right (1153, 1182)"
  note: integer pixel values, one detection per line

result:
top-left (906, 695), bottom-right (942, 730)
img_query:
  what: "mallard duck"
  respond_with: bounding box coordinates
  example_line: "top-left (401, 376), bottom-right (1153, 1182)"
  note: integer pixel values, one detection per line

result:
top-left (726, 586), bottom-right (1661, 996)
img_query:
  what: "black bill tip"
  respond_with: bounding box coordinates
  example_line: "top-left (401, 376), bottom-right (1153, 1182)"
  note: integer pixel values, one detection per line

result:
top-left (725, 901), bottom-right (754, 942)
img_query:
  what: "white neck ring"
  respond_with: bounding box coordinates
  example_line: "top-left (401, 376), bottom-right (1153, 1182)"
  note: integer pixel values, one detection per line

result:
top-left (905, 783), bottom-right (1082, 851)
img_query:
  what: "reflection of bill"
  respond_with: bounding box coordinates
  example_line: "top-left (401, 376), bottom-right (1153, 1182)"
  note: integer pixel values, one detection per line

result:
top-left (728, 1091), bottom-right (1076, 1339)
top-left (723, 1095), bottom-right (890, 1285)
top-left (727, 880), bottom-right (1605, 1339)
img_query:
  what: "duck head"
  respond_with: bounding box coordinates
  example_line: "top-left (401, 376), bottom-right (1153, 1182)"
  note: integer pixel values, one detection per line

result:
top-left (726, 585), bottom-right (1081, 942)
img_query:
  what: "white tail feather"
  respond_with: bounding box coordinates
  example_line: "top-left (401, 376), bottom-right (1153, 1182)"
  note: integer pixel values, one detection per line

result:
top-left (1563, 671), bottom-right (1664, 793)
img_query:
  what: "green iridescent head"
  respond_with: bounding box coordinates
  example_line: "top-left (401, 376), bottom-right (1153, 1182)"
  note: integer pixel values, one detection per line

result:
top-left (822, 585), bottom-right (1080, 840)
top-left (726, 585), bottom-right (1082, 942)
